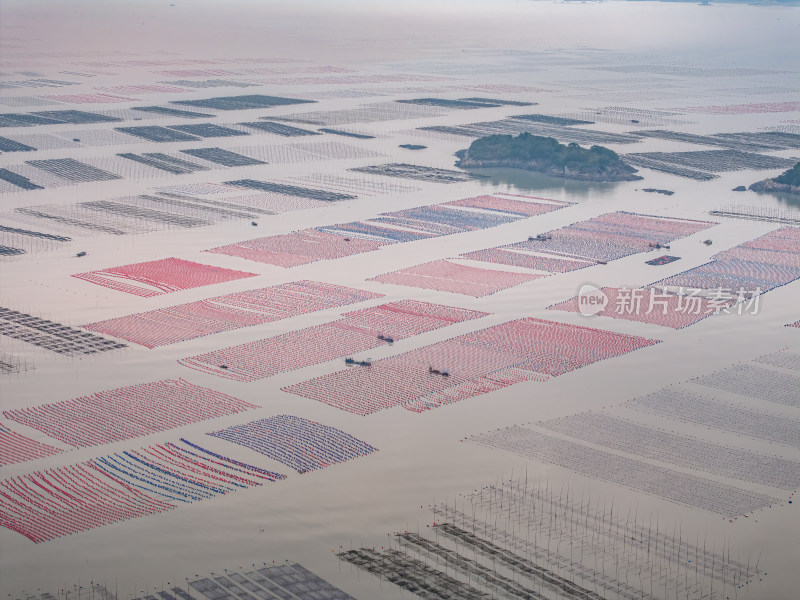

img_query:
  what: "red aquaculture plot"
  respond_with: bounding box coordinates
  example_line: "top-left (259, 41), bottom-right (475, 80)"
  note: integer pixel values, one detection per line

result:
top-left (0, 422), bottom-right (63, 466)
top-left (548, 287), bottom-right (731, 329)
top-left (179, 300), bottom-right (487, 381)
top-left (3, 379), bottom-right (257, 448)
top-left (0, 439), bottom-right (283, 543)
top-left (0, 463), bottom-right (174, 543)
top-left (206, 229), bottom-right (389, 267)
top-left (82, 280), bottom-right (382, 348)
top-left (371, 259), bottom-right (543, 297)
top-left (73, 258), bottom-right (258, 297)
top-left (283, 318), bottom-right (659, 415)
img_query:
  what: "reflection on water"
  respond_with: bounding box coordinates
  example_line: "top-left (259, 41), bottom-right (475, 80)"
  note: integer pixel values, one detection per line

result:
top-left (467, 166), bottom-right (622, 197)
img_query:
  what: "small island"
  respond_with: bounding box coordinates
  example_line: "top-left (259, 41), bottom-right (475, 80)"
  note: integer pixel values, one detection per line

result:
top-left (749, 161), bottom-right (800, 196)
top-left (455, 132), bottom-right (642, 182)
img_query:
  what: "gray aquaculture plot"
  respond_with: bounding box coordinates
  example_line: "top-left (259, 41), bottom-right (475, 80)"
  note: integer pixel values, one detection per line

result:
top-left (0, 110), bottom-right (122, 127)
top-left (118, 153), bottom-right (211, 175)
top-left (419, 118), bottom-right (640, 146)
top-left (115, 126), bottom-right (205, 143)
top-left (630, 130), bottom-right (800, 153)
top-left (0, 168), bottom-right (43, 190)
top-left (0, 307), bottom-right (125, 356)
top-left (621, 156), bottom-right (717, 181)
top-left (709, 204), bottom-right (800, 226)
top-left (692, 363), bottom-right (800, 408)
top-left (26, 158), bottom-right (122, 183)
top-left (181, 147), bottom-right (265, 167)
top-left (225, 179), bottom-right (356, 202)
top-left (0, 136), bottom-right (36, 152)
top-left (241, 121), bottom-right (321, 136)
top-left (350, 163), bottom-right (480, 183)
top-left (171, 94), bottom-right (316, 111)
top-left (169, 123), bottom-right (250, 138)
top-left (0, 223), bottom-right (70, 257)
top-left (624, 150), bottom-right (796, 173)
top-left (538, 412), bottom-right (800, 490)
top-left (396, 97), bottom-right (515, 109)
top-left (272, 101), bottom-right (449, 126)
top-left (317, 128), bottom-right (374, 139)
top-left (627, 386), bottom-right (800, 448)
top-left (131, 106), bottom-right (215, 119)
top-left (115, 123), bottom-right (251, 142)
top-left (469, 426), bottom-right (777, 517)
top-left (16, 563), bottom-right (355, 600)
top-left (753, 349), bottom-right (800, 371)
top-left (0, 352), bottom-right (32, 375)
top-left (342, 479), bottom-right (758, 600)
top-left (3, 192), bottom-right (275, 243)
top-left (510, 113), bottom-right (594, 126)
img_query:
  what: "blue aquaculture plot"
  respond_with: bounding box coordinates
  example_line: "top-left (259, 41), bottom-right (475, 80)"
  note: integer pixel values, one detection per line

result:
top-left (91, 439), bottom-right (285, 503)
top-left (172, 94), bottom-right (316, 111)
top-left (208, 415), bottom-right (378, 474)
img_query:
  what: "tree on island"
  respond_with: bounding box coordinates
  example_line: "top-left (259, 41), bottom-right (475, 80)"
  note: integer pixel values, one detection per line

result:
top-left (455, 132), bottom-right (641, 181)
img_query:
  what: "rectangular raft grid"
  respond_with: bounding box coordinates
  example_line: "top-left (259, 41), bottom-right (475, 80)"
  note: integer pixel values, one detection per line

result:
top-left (463, 211), bottom-right (715, 280)
top-left (0, 439), bottom-right (283, 543)
top-left (0, 307), bottom-right (126, 356)
top-left (692, 363), bottom-right (800, 408)
top-left (539, 412), bottom-right (800, 489)
top-left (72, 257), bottom-right (259, 297)
top-left (627, 386), bottom-right (800, 447)
top-left (283, 318), bottom-right (660, 415)
top-left (3, 378), bottom-right (257, 448)
top-left (548, 226), bottom-right (799, 329)
top-left (468, 426), bottom-right (777, 517)
top-left (82, 280), bottom-right (383, 348)
top-left (208, 415), bottom-right (377, 473)
top-left (179, 300), bottom-right (487, 381)
top-left (370, 259), bottom-right (543, 297)
top-left (0, 421), bottom-right (63, 466)
top-left (207, 194), bottom-right (570, 268)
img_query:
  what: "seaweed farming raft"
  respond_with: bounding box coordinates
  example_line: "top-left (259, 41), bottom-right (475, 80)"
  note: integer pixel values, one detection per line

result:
top-left (341, 479), bottom-right (763, 600)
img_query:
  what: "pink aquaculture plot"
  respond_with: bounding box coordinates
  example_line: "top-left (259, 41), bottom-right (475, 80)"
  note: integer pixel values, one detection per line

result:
top-left (371, 211), bottom-right (714, 298)
top-left (207, 229), bottom-right (388, 268)
top-left (550, 227), bottom-right (800, 329)
top-left (283, 318), bottom-right (660, 415)
top-left (180, 300), bottom-right (487, 381)
top-left (0, 439), bottom-right (283, 543)
top-left (73, 257), bottom-right (258, 298)
top-left (465, 211), bottom-right (716, 271)
top-left (82, 280), bottom-right (383, 348)
top-left (206, 194), bottom-right (571, 268)
top-left (0, 422), bottom-right (62, 466)
top-left (3, 379), bottom-right (256, 448)
top-left (370, 259), bottom-right (543, 297)
top-left (549, 287), bottom-right (732, 329)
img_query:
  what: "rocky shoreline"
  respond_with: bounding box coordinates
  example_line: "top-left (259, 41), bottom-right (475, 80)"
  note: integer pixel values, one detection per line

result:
top-left (749, 178), bottom-right (800, 196)
top-left (455, 149), bottom-right (642, 182)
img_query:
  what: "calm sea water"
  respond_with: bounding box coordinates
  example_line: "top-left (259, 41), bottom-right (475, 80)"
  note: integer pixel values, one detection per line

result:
top-left (1, 2), bottom-right (799, 599)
